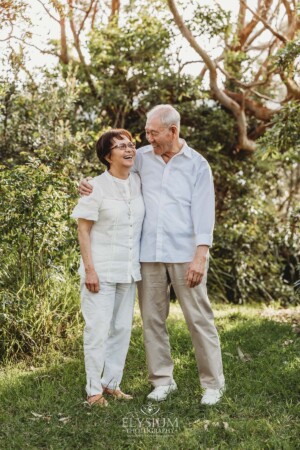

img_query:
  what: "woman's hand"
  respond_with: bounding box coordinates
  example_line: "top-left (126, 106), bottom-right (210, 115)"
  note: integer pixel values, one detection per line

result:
top-left (79, 177), bottom-right (93, 196)
top-left (85, 269), bottom-right (100, 293)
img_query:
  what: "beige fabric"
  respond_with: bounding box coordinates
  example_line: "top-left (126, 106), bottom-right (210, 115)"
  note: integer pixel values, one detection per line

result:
top-left (138, 262), bottom-right (224, 389)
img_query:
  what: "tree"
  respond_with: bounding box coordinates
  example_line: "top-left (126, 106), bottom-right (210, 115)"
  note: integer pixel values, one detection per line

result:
top-left (0, 0), bottom-right (298, 306)
top-left (167, 0), bottom-right (300, 151)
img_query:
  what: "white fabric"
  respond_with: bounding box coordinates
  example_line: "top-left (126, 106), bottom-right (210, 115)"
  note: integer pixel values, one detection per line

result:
top-left (133, 141), bottom-right (215, 263)
top-left (81, 281), bottom-right (136, 395)
top-left (71, 171), bottom-right (145, 282)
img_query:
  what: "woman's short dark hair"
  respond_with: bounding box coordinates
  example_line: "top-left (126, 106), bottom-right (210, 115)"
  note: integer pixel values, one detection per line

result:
top-left (96, 129), bottom-right (133, 170)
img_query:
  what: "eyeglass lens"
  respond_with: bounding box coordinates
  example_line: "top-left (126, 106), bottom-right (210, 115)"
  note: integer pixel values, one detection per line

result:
top-left (118, 143), bottom-right (135, 149)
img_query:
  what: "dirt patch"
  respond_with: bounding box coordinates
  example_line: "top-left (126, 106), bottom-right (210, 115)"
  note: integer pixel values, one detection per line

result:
top-left (260, 306), bottom-right (300, 335)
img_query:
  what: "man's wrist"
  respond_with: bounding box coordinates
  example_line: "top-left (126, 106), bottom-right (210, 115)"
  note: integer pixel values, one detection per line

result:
top-left (194, 245), bottom-right (209, 259)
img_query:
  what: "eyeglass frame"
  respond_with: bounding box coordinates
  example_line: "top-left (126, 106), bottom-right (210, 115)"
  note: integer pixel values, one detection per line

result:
top-left (110, 142), bottom-right (136, 150)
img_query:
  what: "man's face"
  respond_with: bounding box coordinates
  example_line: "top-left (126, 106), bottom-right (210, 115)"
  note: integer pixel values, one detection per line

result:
top-left (145, 114), bottom-right (174, 155)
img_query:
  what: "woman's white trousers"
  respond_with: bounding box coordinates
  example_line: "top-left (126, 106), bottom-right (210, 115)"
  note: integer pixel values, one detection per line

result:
top-left (80, 281), bottom-right (136, 396)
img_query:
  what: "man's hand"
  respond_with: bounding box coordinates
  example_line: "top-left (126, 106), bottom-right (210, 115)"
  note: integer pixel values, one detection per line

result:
top-left (85, 269), bottom-right (100, 293)
top-left (185, 245), bottom-right (209, 288)
top-left (79, 177), bottom-right (93, 196)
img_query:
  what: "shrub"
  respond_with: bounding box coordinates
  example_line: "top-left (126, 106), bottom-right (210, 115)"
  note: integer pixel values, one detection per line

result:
top-left (0, 160), bottom-right (82, 361)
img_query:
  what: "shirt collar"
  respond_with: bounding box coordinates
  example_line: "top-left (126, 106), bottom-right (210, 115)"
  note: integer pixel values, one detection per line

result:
top-left (142, 140), bottom-right (192, 158)
top-left (179, 140), bottom-right (192, 158)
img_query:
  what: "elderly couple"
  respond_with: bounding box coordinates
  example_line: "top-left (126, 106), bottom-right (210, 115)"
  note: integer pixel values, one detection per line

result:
top-left (72, 104), bottom-right (225, 407)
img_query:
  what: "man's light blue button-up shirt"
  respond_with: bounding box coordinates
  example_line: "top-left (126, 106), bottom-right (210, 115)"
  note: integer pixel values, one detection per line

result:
top-left (134, 140), bottom-right (215, 263)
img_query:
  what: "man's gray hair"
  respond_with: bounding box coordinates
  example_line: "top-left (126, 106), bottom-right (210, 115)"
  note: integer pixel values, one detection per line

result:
top-left (147, 104), bottom-right (181, 131)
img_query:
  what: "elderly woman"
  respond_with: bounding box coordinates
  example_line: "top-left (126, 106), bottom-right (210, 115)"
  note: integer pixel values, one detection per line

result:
top-left (71, 129), bottom-right (145, 407)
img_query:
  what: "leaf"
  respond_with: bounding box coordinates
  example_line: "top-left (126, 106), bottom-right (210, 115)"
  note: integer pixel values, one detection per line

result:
top-left (282, 339), bottom-right (293, 346)
top-left (31, 411), bottom-right (51, 421)
top-left (203, 420), bottom-right (210, 431)
top-left (223, 422), bottom-right (235, 432)
top-left (31, 412), bottom-right (43, 418)
top-left (58, 416), bottom-right (71, 424)
top-left (224, 352), bottom-right (235, 358)
top-left (237, 346), bottom-right (252, 362)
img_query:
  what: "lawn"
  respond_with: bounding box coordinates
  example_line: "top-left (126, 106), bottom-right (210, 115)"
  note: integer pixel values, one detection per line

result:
top-left (0, 303), bottom-right (299, 450)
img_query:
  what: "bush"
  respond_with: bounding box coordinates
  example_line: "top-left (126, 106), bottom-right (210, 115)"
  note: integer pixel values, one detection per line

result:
top-left (207, 151), bottom-right (298, 305)
top-left (0, 160), bottom-right (82, 361)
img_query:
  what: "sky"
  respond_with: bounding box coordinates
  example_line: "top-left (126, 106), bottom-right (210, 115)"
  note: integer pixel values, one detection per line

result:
top-left (0, 0), bottom-right (261, 77)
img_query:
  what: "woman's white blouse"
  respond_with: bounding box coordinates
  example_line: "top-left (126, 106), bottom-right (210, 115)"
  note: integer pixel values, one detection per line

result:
top-left (71, 171), bottom-right (145, 283)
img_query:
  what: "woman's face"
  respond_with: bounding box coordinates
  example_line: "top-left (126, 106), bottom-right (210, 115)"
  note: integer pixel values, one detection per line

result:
top-left (107, 135), bottom-right (136, 171)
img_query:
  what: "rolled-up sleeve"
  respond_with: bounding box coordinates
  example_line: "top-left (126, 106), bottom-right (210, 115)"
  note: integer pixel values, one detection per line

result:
top-left (191, 162), bottom-right (215, 247)
top-left (71, 181), bottom-right (103, 221)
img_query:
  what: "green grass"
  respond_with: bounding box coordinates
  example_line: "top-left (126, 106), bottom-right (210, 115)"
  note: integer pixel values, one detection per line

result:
top-left (0, 304), bottom-right (299, 450)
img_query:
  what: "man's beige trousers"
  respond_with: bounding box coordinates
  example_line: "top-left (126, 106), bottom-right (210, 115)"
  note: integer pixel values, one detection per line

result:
top-left (138, 262), bottom-right (225, 389)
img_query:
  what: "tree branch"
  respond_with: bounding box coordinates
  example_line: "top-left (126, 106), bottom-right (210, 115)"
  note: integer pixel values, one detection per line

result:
top-left (281, 76), bottom-right (300, 99)
top-left (67, 0), bottom-right (98, 97)
top-left (237, 0), bottom-right (247, 29)
top-left (179, 59), bottom-right (203, 71)
top-left (1, 35), bottom-right (59, 56)
top-left (59, 15), bottom-right (69, 64)
top-left (216, 62), bottom-right (274, 89)
top-left (78, 0), bottom-right (96, 36)
top-left (91, 0), bottom-right (99, 29)
top-left (35, 0), bottom-right (60, 23)
top-left (244, 0), bottom-right (281, 49)
top-left (249, 88), bottom-right (282, 103)
top-left (281, 0), bottom-right (293, 24)
top-left (241, 0), bottom-right (288, 43)
top-left (167, 0), bottom-right (256, 151)
top-left (224, 90), bottom-right (278, 121)
top-left (0, 23), bottom-right (14, 41)
top-left (110, 0), bottom-right (120, 21)
top-left (236, 0), bottom-right (262, 49)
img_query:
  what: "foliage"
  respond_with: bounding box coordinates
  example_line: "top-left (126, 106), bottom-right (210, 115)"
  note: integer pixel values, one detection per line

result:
top-left (176, 102), bottom-right (298, 304)
top-left (0, 0), bottom-right (299, 362)
top-left (276, 38), bottom-right (300, 74)
top-left (257, 102), bottom-right (300, 299)
top-left (257, 102), bottom-right (300, 162)
top-left (186, 2), bottom-right (231, 39)
top-left (208, 149), bottom-right (297, 305)
top-left (179, 102), bottom-right (237, 152)
top-left (85, 11), bottom-right (201, 138)
top-left (0, 160), bottom-right (80, 360)
top-left (0, 65), bottom-right (92, 173)
top-left (0, 0), bottom-right (29, 28)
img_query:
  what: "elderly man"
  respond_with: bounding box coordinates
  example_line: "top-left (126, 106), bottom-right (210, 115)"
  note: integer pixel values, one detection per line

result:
top-left (80, 105), bottom-right (225, 405)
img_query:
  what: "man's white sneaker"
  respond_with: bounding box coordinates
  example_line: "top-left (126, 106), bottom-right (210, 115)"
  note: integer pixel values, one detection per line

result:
top-left (200, 387), bottom-right (225, 406)
top-left (147, 382), bottom-right (177, 402)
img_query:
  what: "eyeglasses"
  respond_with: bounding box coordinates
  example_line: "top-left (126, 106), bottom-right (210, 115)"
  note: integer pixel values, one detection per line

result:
top-left (111, 142), bottom-right (136, 151)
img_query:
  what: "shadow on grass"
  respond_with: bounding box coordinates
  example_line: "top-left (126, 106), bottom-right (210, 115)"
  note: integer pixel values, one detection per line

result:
top-left (0, 311), bottom-right (299, 449)
top-left (168, 314), bottom-right (300, 403)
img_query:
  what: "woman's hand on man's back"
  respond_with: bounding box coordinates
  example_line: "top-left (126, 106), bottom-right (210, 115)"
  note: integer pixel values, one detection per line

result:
top-left (79, 177), bottom-right (93, 196)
